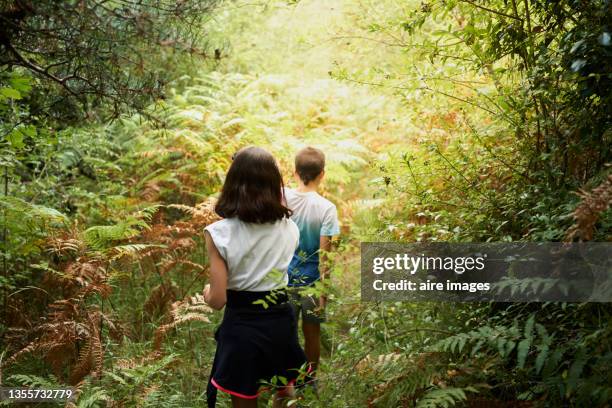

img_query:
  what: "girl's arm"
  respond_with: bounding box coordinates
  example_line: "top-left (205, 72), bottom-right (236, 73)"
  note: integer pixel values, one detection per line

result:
top-left (203, 231), bottom-right (228, 310)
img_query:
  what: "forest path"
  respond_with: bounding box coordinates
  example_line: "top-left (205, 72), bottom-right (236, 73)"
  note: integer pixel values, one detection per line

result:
top-left (198, 1), bottom-right (419, 400)
top-left (150, 1), bottom-right (420, 404)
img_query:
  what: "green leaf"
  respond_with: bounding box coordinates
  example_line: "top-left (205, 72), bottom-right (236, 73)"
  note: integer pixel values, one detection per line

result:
top-left (0, 87), bottom-right (21, 99)
top-left (571, 59), bottom-right (587, 72)
top-left (567, 348), bottom-right (587, 392)
top-left (524, 314), bottom-right (535, 339)
top-left (535, 345), bottom-right (548, 374)
top-left (252, 299), bottom-right (269, 309)
top-left (517, 338), bottom-right (530, 369)
top-left (21, 125), bottom-right (37, 138)
top-left (10, 76), bottom-right (32, 92)
top-left (7, 129), bottom-right (25, 149)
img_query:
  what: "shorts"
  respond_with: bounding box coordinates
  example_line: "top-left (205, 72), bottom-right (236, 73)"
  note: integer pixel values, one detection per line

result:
top-left (289, 287), bottom-right (326, 324)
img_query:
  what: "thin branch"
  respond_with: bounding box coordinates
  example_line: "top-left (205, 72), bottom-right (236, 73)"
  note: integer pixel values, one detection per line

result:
top-left (326, 34), bottom-right (408, 48)
top-left (432, 145), bottom-right (497, 204)
top-left (462, 114), bottom-right (534, 182)
top-left (4, 42), bottom-right (78, 96)
top-left (419, 86), bottom-right (499, 117)
top-left (458, 0), bottom-right (523, 21)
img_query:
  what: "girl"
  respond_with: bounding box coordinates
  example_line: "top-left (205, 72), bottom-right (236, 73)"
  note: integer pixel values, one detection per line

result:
top-left (203, 146), bottom-right (307, 408)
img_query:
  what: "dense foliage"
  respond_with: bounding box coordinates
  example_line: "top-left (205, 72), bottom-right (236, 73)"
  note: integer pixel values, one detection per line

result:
top-left (1, 0), bottom-right (219, 119)
top-left (1, 0), bottom-right (610, 407)
top-left (328, 0), bottom-right (612, 406)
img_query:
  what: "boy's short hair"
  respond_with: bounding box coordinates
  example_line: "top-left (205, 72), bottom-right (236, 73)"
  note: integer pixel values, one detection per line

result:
top-left (295, 147), bottom-right (325, 185)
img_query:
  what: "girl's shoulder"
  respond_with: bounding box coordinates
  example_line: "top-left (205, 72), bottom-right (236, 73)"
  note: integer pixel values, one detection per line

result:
top-left (281, 217), bottom-right (300, 239)
top-left (255, 217), bottom-right (298, 235)
top-left (206, 217), bottom-right (297, 235)
top-left (204, 218), bottom-right (240, 236)
top-left (256, 217), bottom-right (298, 239)
top-left (205, 217), bottom-right (227, 230)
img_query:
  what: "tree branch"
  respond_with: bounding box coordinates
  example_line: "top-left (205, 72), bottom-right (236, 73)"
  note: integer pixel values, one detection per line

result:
top-left (458, 0), bottom-right (523, 21)
top-left (4, 41), bottom-right (78, 96)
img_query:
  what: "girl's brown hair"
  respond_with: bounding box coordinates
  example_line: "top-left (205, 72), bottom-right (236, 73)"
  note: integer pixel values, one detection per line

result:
top-left (215, 146), bottom-right (292, 223)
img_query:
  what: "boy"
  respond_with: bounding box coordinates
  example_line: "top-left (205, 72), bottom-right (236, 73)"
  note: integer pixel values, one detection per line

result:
top-left (284, 146), bottom-right (340, 377)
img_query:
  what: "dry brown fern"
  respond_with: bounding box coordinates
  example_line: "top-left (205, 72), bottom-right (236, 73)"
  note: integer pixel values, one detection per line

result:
top-left (144, 282), bottom-right (179, 320)
top-left (64, 258), bottom-right (106, 288)
top-left (158, 258), bottom-right (207, 275)
top-left (42, 221), bottom-right (109, 295)
top-left (141, 181), bottom-right (162, 202)
top-left (565, 173), bottom-right (612, 241)
top-left (46, 223), bottom-right (86, 259)
top-left (153, 292), bottom-right (213, 351)
top-left (168, 197), bottom-right (220, 228)
top-left (113, 350), bottom-right (164, 373)
top-left (2, 282), bottom-right (113, 384)
top-left (136, 199), bottom-right (219, 259)
top-left (4, 197), bottom-right (218, 387)
top-left (69, 311), bottom-right (103, 384)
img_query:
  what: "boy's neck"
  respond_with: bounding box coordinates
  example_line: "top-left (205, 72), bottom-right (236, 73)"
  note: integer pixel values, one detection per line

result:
top-left (296, 180), bottom-right (319, 193)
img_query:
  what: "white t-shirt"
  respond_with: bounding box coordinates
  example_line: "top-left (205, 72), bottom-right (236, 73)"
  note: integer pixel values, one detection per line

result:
top-left (204, 217), bottom-right (299, 291)
top-left (283, 188), bottom-right (340, 286)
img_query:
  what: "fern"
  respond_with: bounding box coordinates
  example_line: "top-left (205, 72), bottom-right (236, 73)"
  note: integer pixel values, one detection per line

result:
top-left (433, 316), bottom-right (547, 372)
top-left (493, 277), bottom-right (565, 300)
top-left (73, 387), bottom-right (109, 408)
top-left (108, 354), bottom-right (177, 390)
top-left (8, 373), bottom-right (60, 388)
top-left (153, 293), bottom-right (213, 350)
top-left (367, 352), bottom-right (451, 406)
top-left (0, 196), bottom-right (67, 224)
top-left (416, 387), bottom-right (477, 408)
top-left (84, 216), bottom-right (150, 250)
top-left (109, 244), bottom-right (166, 260)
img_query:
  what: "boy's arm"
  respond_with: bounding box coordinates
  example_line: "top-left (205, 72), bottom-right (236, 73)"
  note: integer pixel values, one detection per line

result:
top-left (319, 203), bottom-right (339, 310)
top-left (319, 235), bottom-right (332, 281)
top-left (318, 235), bottom-right (333, 310)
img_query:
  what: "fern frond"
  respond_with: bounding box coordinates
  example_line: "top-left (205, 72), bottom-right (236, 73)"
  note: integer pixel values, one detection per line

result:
top-left (416, 387), bottom-right (477, 408)
top-left (109, 244), bottom-right (166, 260)
top-left (7, 373), bottom-right (60, 388)
top-left (153, 295), bottom-right (213, 350)
top-left (84, 215), bottom-right (150, 250)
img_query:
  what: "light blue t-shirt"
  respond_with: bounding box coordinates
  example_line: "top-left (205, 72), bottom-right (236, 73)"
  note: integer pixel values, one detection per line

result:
top-left (284, 188), bottom-right (340, 287)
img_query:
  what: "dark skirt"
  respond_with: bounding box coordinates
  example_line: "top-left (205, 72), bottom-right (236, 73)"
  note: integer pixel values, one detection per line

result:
top-left (206, 290), bottom-right (308, 407)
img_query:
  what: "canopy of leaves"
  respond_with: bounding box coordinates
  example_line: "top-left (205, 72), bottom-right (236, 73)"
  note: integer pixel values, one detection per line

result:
top-left (0, 0), bottom-right (219, 121)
